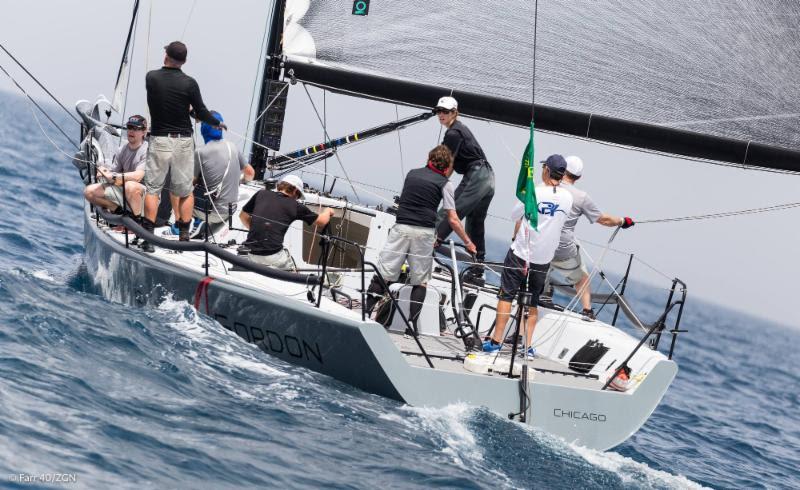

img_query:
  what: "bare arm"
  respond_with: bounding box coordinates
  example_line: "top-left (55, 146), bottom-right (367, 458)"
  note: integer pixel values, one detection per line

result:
top-left (512, 218), bottom-right (522, 240)
top-left (242, 164), bottom-right (255, 183)
top-left (597, 213), bottom-right (623, 227)
top-left (239, 211), bottom-right (252, 230)
top-left (446, 209), bottom-right (477, 255)
top-left (313, 208), bottom-right (335, 227)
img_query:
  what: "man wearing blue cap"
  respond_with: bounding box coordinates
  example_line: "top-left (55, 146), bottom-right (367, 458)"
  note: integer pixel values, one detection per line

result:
top-left (483, 154), bottom-right (574, 357)
top-left (193, 110), bottom-right (255, 229)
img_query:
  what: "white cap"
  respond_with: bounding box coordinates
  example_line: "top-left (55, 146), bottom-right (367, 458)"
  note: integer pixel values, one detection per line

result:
top-left (435, 96), bottom-right (458, 111)
top-left (565, 155), bottom-right (583, 177)
top-left (278, 174), bottom-right (305, 198)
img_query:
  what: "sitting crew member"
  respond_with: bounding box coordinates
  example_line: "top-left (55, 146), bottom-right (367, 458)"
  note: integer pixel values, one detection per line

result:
top-left (544, 155), bottom-right (634, 321)
top-left (140, 41), bottom-right (225, 250)
top-left (433, 96), bottom-right (495, 283)
top-left (483, 155), bottom-right (574, 357)
top-left (365, 145), bottom-right (477, 330)
top-left (239, 175), bottom-right (334, 270)
top-left (193, 110), bottom-right (255, 228)
top-left (83, 114), bottom-right (149, 217)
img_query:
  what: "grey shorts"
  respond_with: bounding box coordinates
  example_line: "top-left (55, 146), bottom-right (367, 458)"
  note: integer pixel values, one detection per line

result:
top-left (377, 224), bottom-right (435, 285)
top-left (143, 136), bottom-right (195, 197)
top-left (550, 252), bottom-right (589, 285)
top-left (248, 249), bottom-right (296, 271)
top-left (103, 182), bottom-right (145, 216)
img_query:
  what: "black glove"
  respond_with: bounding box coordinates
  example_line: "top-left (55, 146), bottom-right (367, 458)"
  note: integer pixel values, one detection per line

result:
top-left (621, 217), bottom-right (635, 229)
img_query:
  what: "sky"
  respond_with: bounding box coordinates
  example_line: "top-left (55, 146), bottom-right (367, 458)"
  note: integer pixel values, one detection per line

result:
top-left (1, 0), bottom-right (798, 329)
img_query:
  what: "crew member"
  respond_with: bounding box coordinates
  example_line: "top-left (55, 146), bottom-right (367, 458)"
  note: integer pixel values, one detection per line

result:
top-left (433, 96), bottom-right (495, 283)
top-left (544, 155), bottom-right (634, 320)
top-left (140, 41), bottom-right (225, 251)
top-left (193, 110), bottom-right (255, 231)
top-left (365, 145), bottom-right (477, 330)
top-left (239, 175), bottom-right (334, 271)
top-left (83, 114), bottom-right (149, 219)
top-left (483, 155), bottom-right (574, 357)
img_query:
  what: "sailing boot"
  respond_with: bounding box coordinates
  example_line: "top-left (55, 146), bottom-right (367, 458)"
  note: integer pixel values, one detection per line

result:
top-left (364, 275), bottom-right (387, 314)
top-left (462, 261), bottom-right (485, 287)
top-left (139, 217), bottom-right (155, 253)
top-left (176, 220), bottom-right (191, 242)
top-left (407, 285), bottom-right (427, 336)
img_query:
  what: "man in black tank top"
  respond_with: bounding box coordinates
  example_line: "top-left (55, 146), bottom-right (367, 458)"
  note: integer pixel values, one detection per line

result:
top-left (365, 146), bottom-right (476, 331)
top-left (432, 97), bottom-right (496, 282)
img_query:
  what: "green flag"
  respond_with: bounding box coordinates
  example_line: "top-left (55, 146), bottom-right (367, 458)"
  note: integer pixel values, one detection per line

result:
top-left (516, 122), bottom-right (538, 230)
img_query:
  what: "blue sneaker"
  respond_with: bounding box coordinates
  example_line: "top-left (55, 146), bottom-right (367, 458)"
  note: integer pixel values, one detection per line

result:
top-left (482, 340), bottom-right (501, 353)
top-left (518, 346), bottom-right (536, 358)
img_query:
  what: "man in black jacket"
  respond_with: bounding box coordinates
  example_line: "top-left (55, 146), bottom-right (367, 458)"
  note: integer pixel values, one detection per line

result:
top-left (433, 96), bottom-right (495, 283)
top-left (139, 41), bottom-right (225, 251)
top-left (365, 145), bottom-right (476, 330)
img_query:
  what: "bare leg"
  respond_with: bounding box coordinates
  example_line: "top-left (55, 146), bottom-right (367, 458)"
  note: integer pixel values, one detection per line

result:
top-left (144, 193), bottom-right (160, 222)
top-left (575, 273), bottom-right (592, 311)
top-left (525, 306), bottom-right (539, 346)
top-left (490, 299), bottom-right (513, 344)
top-left (84, 184), bottom-right (118, 211)
top-left (124, 182), bottom-right (144, 216)
top-left (178, 193), bottom-right (194, 223)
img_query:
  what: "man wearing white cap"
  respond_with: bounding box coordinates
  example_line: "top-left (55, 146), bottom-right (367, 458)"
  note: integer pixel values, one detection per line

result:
top-left (546, 155), bottom-right (634, 320)
top-left (433, 96), bottom-right (495, 284)
top-left (239, 175), bottom-right (334, 270)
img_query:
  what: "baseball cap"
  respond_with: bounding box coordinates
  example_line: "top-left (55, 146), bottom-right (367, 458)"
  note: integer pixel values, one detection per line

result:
top-left (201, 110), bottom-right (223, 143)
top-left (541, 154), bottom-right (567, 177)
top-left (126, 114), bottom-right (147, 130)
top-left (565, 155), bottom-right (583, 177)
top-left (164, 41), bottom-right (187, 63)
top-left (279, 174), bottom-right (305, 199)
top-left (434, 96), bottom-right (458, 111)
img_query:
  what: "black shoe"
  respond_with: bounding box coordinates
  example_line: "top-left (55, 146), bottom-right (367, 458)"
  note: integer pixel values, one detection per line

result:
top-left (140, 240), bottom-right (155, 253)
top-left (176, 220), bottom-right (190, 241)
top-left (462, 265), bottom-right (485, 287)
top-left (539, 295), bottom-right (556, 309)
top-left (581, 308), bottom-right (596, 322)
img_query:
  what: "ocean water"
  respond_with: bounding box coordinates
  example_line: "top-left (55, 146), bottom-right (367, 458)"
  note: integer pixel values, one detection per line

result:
top-left (1, 91), bottom-right (799, 489)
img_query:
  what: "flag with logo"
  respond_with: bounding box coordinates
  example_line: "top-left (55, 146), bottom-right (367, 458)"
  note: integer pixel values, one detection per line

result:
top-left (515, 122), bottom-right (538, 230)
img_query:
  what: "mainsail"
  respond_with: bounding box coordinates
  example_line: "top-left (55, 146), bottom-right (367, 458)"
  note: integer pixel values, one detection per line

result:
top-left (270, 0), bottom-right (800, 172)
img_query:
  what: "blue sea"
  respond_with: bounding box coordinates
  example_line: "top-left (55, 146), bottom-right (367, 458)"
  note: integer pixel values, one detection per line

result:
top-left (0, 91), bottom-right (798, 489)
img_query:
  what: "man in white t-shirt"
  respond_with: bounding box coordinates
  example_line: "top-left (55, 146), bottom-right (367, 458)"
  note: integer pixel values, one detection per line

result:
top-left (483, 154), bottom-right (574, 356)
top-left (545, 155), bottom-right (634, 321)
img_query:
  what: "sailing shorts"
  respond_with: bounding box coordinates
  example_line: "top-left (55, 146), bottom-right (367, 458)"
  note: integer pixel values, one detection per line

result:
top-left (144, 135), bottom-right (195, 198)
top-left (498, 248), bottom-right (550, 303)
top-left (248, 249), bottom-right (296, 271)
top-left (104, 182), bottom-right (145, 216)
top-left (377, 224), bottom-right (435, 285)
top-left (549, 252), bottom-right (588, 285)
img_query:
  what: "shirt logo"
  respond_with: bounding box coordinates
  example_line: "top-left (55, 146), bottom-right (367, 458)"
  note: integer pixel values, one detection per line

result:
top-left (539, 201), bottom-right (566, 216)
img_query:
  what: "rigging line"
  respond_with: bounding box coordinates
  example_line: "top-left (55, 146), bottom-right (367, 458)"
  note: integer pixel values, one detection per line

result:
top-left (180, 0), bottom-right (198, 40)
top-left (301, 83), bottom-right (361, 200)
top-left (251, 80), bottom-right (288, 126)
top-left (0, 43), bottom-right (81, 127)
top-left (638, 201), bottom-right (800, 224)
top-left (395, 105), bottom-right (406, 180)
top-left (120, 1), bottom-right (141, 145)
top-left (244, 2), bottom-right (273, 153)
top-left (0, 61), bottom-right (78, 149)
top-left (323, 89), bottom-right (327, 192)
top-left (26, 103), bottom-right (82, 161)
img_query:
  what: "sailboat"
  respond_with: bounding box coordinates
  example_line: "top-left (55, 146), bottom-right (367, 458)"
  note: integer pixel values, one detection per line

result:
top-left (70, 0), bottom-right (798, 450)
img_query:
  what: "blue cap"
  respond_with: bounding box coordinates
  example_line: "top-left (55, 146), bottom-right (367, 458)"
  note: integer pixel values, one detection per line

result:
top-left (201, 111), bottom-right (223, 143)
top-left (541, 154), bottom-right (567, 176)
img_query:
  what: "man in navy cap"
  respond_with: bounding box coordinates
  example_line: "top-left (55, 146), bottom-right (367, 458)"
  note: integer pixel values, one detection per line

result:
top-left (483, 154), bottom-right (574, 357)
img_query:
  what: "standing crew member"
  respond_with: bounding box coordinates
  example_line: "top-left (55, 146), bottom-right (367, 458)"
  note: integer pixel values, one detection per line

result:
top-left (239, 175), bottom-right (334, 271)
top-left (483, 155), bottom-right (573, 357)
top-left (433, 96), bottom-right (495, 283)
top-left (193, 110), bottom-right (255, 230)
top-left (139, 41), bottom-right (225, 251)
top-left (365, 145), bottom-right (477, 330)
top-left (544, 155), bottom-right (634, 320)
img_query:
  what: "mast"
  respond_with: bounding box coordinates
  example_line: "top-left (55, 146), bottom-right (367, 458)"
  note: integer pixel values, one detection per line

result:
top-left (250, 0), bottom-right (289, 179)
top-left (284, 59), bottom-right (800, 174)
top-left (111, 0), bottom-right (141, 115)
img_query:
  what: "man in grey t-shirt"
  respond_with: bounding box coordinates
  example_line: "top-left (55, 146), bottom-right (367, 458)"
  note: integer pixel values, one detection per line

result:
top-left (193, 111), bottom-right (255, 226)
top-left (546, 156), bottom-right (634, 320)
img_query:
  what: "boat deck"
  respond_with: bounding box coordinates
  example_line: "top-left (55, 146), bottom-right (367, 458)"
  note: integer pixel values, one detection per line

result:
top-left (389, 332), bottom-right (605, 390)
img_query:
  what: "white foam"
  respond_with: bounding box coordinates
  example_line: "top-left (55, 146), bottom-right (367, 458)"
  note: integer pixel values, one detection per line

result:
top-left (572, 445), bottom-right (708, 489)
top-left (32, 269), bottom-right (56, 282)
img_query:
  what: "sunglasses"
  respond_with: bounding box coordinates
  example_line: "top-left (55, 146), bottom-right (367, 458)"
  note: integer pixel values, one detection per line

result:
top-left (433, 108), bottom-right (454, 115)
top-left (126, 126), bottom-right (145, 131)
